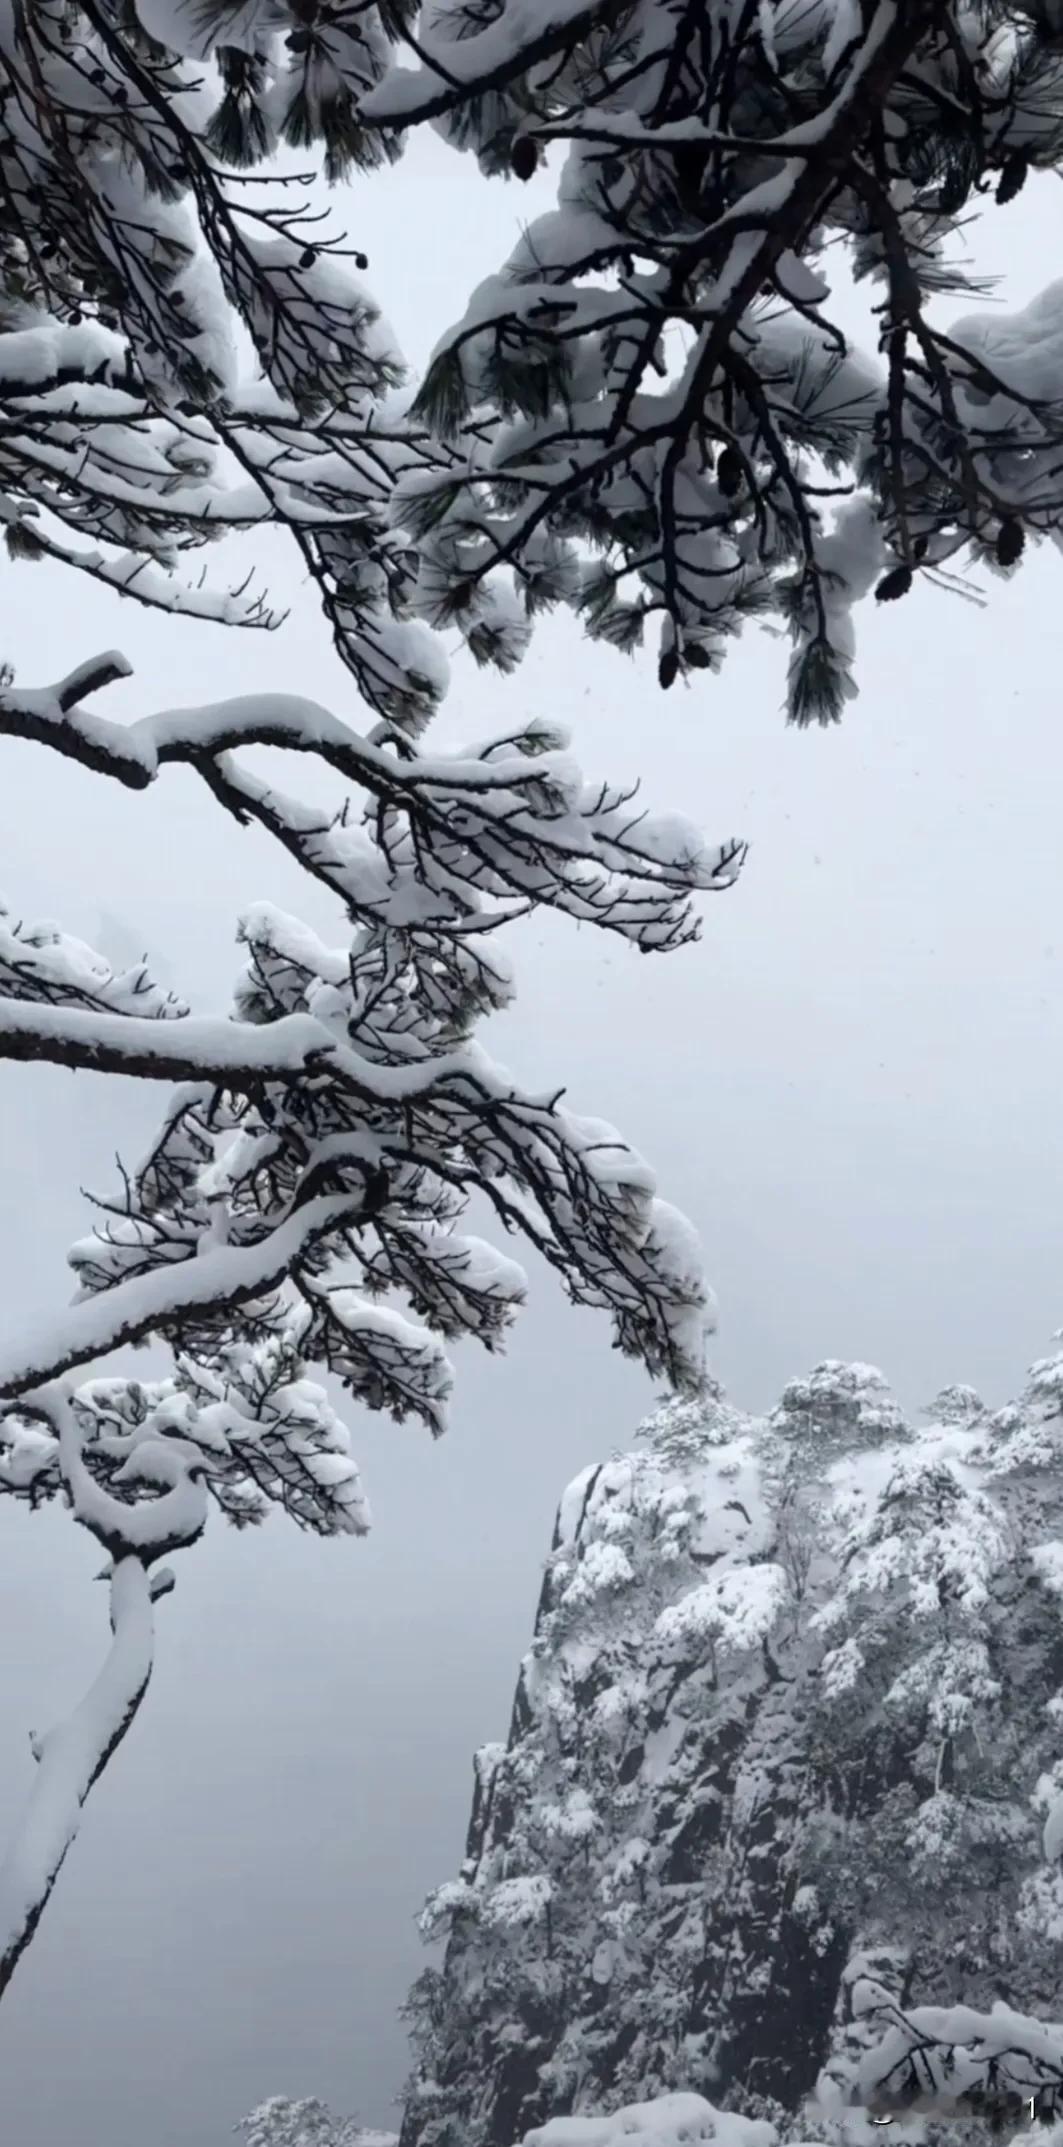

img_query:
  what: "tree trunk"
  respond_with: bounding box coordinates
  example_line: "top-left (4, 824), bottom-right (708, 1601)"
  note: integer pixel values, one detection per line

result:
top-left (0, 1554), bottom-right (154, 2003)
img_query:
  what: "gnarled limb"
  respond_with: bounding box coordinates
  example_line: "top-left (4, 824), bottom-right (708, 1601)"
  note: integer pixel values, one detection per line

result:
top-left (0, 1377), bottom-right (212, 2003)
top-left (0, 1553), bottom-right (155, 2003)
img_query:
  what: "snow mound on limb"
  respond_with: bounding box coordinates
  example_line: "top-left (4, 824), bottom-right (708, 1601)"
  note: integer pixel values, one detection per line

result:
top-left (520, 2093), bottom-right (814, 2147)
top-left (854, 1992), bottom-right (1063, 2113)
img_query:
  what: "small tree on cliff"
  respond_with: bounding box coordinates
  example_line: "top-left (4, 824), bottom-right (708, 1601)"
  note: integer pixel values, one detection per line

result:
top-left (238, 2097), bottom-right (393, 2147)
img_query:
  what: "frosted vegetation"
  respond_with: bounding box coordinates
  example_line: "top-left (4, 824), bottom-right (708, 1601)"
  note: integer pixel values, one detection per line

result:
top-left (239, 2098), bottom-right (400, 2147)
top-left (0, 0), bottom-right (744, 1998)
top-left (398, 1358), bottom-right (1063, 2147)
top-left (238, 1354), bottom-right (1063, 2145)
top-left (2, 0), bottom-right (1063, 2133)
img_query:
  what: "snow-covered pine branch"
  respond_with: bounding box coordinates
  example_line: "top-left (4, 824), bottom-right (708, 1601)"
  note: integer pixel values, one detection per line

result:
top-left (0, 654), bottom-right (744, 948)
top-left (0, 606), bottom-right (737, 1996)
top-left (0, 0), bottom-right (496, 727)
top-left (0, 1547), bottom-right (158, 2001)
top-left (0, 0), bottom-right (761, 2043)
top-left (0, 1344), bottom-right (367, 1998)
top-left (0, 629), bottom-right (744, 1405)
top-left (18, 0), bottom-right (1063, 728)
top-left (849, 1972), bottom-right (1063, 2123)
top-left (0, 623), bottom-right (737, 1453)
top-left (350, 0), bottom-right (1063, 718)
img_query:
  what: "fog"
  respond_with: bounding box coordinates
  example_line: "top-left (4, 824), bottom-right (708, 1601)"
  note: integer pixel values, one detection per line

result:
top-left (1, 134), bottom-right (1061, 2147)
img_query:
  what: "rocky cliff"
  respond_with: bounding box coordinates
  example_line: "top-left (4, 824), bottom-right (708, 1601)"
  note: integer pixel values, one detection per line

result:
top-left (399, 1356), bottom-right (1063, 2147)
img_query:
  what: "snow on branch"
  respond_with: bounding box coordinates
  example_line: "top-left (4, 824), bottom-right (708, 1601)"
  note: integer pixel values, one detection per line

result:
top-left (0, 1193), bottom-right (360, 1400)
top-left (0, 1550), bottom-right (156, 2004)
top-left (0, 680), bottom-right (722, 1973)
top-left (0, 683), bottom-right (720, 1453)
top-left (520, 2094), bottom-right (783, 2147)
top-left (0, 1347), bottom-right (370, 1543)
top-left (0, 963), bottom-right (710, 1404)
top-left (0, 0), bottom-right (751, 2012)
top-left (13, 0), bottom-right (1063, 723)
top-left (0, 655), bottom-right (744, 951)
top-left (354, 0), bottom-right (1063, 717)
top-left (0, 0), bottom-right (583, 727)
top-left (852, 1974), bottom-right (1063, 2121)
top-left (0, 1332), bottom-right (371, 2011)
top-left (0, 894), bottom-right (184, 1022)
top-left (0, 83), bottom-right (313, 679)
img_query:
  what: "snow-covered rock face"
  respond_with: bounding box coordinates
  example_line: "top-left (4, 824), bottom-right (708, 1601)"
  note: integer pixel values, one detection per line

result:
top-left (401, 1357), bottom-right (1063, 2147)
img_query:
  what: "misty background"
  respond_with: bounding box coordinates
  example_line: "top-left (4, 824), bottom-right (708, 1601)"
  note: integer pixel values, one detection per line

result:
top-left (1, 133), bottom-right (1062, 2147)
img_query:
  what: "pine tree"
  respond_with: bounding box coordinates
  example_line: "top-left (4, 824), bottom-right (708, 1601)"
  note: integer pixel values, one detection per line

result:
top-left (0, 0), bottom-right (749, 2001)
top-left (0, 659), bottom-right (742, 2002)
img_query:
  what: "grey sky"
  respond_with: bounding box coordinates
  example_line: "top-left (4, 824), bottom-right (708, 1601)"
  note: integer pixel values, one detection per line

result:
top-left (2, 135), bottom-right (1062, 2147)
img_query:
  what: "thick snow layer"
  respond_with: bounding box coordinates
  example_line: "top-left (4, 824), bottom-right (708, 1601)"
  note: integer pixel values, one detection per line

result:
top-left (654, 1561), bottom-right (787, 1653)
top-left (857, 1996), bottom-right (1063, 2108)
top-left (950, 283), bottom-right (1063, 415)
top-left (1031, 1541), bottom-right (1063, 1600)
top-left (363, 0), bottom-right (601, 121)
top-left (0, 1192), bottom-right (357, 1399)
top-left (0, 1555), bottom-right (154, 1982)
top-left (521, 2094), bottom-right (786, 2147)
top-left (1044, 1799), bottom-right (1063, 1866)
